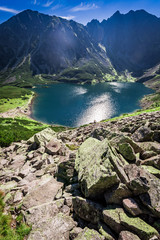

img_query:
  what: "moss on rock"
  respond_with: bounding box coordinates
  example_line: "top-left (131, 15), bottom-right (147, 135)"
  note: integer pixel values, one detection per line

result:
top-left (75, 137), bottom-right (120, 198)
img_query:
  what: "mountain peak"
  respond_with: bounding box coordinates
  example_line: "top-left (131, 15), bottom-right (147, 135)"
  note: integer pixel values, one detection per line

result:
top-left (112, 10), bottom-right (121, 16)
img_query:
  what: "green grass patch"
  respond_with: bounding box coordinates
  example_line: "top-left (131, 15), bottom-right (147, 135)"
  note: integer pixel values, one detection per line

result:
top-left (0, 86), bottom-right (32, 99)
top-left (0, 117), bottom-right (48, 147)
top-left (0, 191), bottom-right (31, 240)
top-left (150, 93), bottom-right (160, 108)
top-left (0, 86), bottom-right (33, 113)
top-left (0, 117), bottom-right (68, 147)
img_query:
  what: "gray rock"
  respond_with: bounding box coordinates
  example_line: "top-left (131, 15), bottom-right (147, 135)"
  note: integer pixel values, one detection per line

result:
top-left (13, 190), bottom-right (23, 203)
top-left (132, 126), bottom-right (153, 142)
top-left (70, 227), bottom-right (83, 240)
top-left (104, 183), bottom-right (132, 204)
top-left (141, 155), bottom-right (160, 169)
top-left (103, 205), bottom-right (125, 234)
top-left (26, 201), bottom-right (76, 240)
top-left (18, 162), bottom-right (33, 178)
top-left (124, 164), bottom-right (150, 194)
top-left (118, 231), bottom-right (140, 240)
top-left (74, 227), bottom-right (105, 240)
top-left (56, 159), bottom-right (77, 185)
top-left (23, 178), bottom-right (63, 209)
top-left (45, 139), bottom-right (61, 155)
top-left (72, 196), bottom-right (102, 224)
top-left (0, 181), bottom-right (18, 193)
top-left (122, 198), bottom-right (142, 216)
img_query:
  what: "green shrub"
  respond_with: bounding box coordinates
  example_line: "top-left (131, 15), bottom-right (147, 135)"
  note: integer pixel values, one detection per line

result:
top-left (0, 191), bottom-right (31, 240)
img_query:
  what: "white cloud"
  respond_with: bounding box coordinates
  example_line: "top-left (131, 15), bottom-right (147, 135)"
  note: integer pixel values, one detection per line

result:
top-left (70, 2), bottom-right (99, 12)
top-left (34, 0), bottom-right (37, 5)
top-left (52, 4), bottom-right (62, 10)
top-left (60, 15), bottom-right (75, 20)
top-left (43, 1), bottom-right (54, 7)
top-left (0, 6), bottom-right (19, 14)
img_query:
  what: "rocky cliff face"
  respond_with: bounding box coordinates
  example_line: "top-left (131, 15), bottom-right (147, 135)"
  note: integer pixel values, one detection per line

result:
top-left (87, 10), bottom-right (160, 76)
top-left (0, 111), bottom-right (160, 239)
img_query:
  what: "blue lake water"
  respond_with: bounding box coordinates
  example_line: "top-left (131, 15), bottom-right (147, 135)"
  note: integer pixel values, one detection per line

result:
top-left (31, 82), bottom-right (153, 127)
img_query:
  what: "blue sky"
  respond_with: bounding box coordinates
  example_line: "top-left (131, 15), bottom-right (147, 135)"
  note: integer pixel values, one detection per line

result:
top-left (0, 0), bottom-right (160, 25)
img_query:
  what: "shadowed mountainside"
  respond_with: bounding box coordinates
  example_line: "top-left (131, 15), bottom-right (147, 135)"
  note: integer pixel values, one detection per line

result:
top-left (87, 10), bottom-right (160, 77)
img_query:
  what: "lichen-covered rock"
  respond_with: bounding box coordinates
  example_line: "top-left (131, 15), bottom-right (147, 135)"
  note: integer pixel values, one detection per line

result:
top-left (122, 198), bottom-right (142, 216)
top-left (118, 231), bottom-right (140, 240)
top-left (104, 183), bottom-right (132, 204)
top-left (103, 206), bottom-right (125, 234)
top-left (72, 196), bottom-right (102, 224)
top-left (109, 134), bottom-right (143, 154)
top-left (98, 221), bottom-right (116, 240)
top-left (141, 165), bottom-right (160, 178)
top-left (75, 138), bottom-right (119, 198)
top-left (118, 143), bottom-right (136, 161)
top-left (119, 210), bottom-right (159, 240)
top-left (103, 205), bottom-right (159, 239)
top-left (27, 128), bottom-right (56, 147)
top-left (74, 227), bottom-right (105, 240)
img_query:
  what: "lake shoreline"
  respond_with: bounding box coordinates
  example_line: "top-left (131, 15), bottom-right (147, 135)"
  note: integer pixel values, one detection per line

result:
top-left (0, 93), bottom-right (35, 119)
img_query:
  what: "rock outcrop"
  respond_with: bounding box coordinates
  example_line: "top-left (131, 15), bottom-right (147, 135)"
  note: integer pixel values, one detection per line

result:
top-left (0, 111), bottom-right (160, 239)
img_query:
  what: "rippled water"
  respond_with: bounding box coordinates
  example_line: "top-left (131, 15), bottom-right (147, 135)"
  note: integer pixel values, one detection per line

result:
top-left (31, 82), bottom-right (153, 127)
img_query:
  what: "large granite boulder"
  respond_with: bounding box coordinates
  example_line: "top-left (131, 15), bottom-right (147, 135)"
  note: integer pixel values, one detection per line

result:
top-left (75, 138), bottom-right (120, 198)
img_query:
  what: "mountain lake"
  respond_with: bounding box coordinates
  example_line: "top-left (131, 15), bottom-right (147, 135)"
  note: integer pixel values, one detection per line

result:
top-left (31, 82), bottom-right (154, 127)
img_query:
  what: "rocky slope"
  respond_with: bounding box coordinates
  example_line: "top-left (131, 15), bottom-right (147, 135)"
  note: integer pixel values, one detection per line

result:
top-left (87, 10), bottom-right (160, 76)
top-left (0, 111), bottom-right (160, 239)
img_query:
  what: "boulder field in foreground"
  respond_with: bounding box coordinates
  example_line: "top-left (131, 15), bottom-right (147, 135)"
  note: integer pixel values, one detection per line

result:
top-left (0, 111), bottom-right (160, 239)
